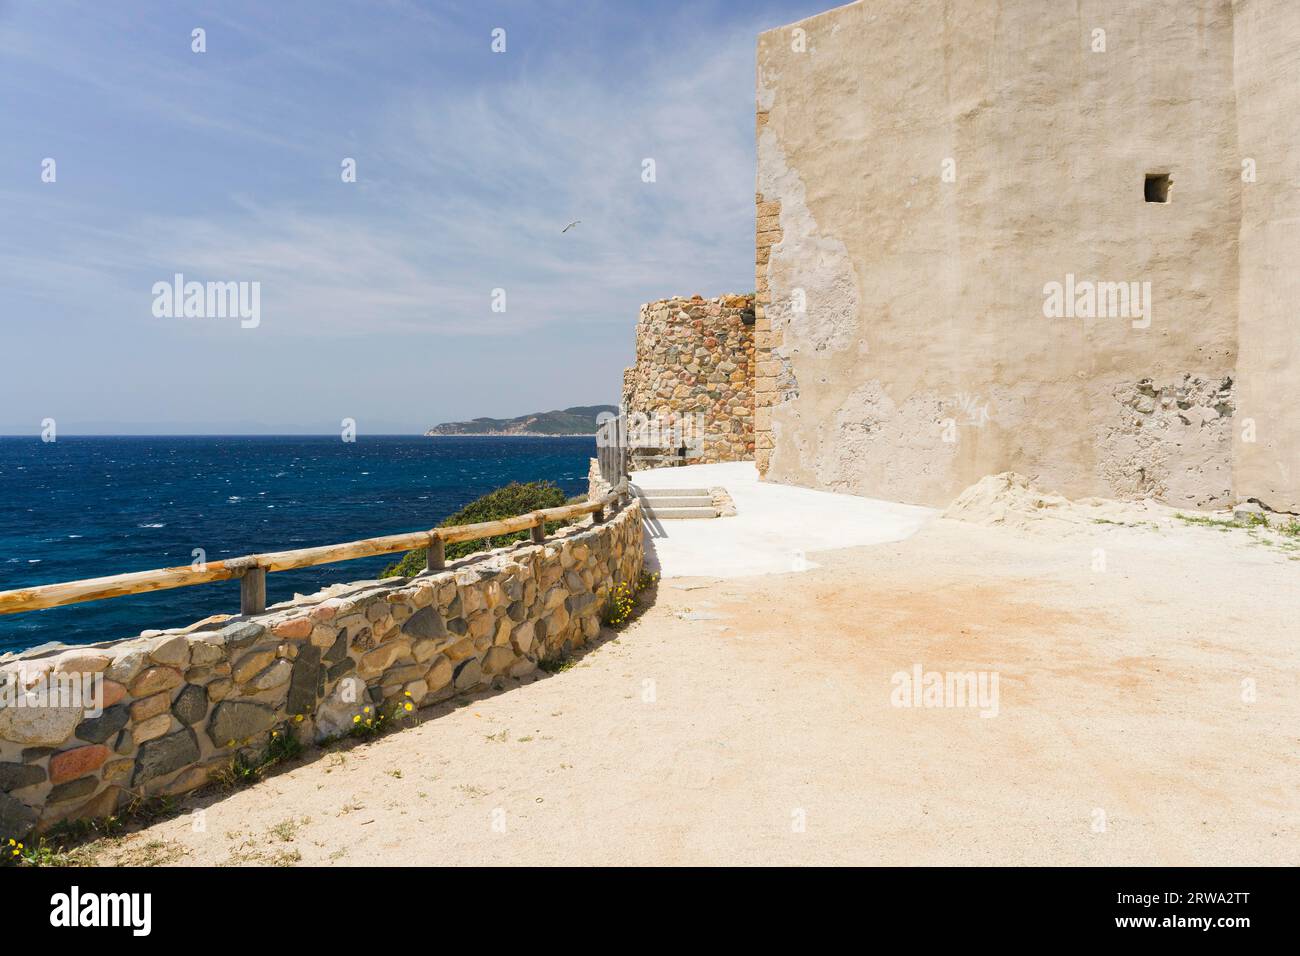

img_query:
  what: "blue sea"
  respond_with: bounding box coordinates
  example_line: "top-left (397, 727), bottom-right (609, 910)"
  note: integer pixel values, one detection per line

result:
top-left (0, 436), bottom-right (595, 654)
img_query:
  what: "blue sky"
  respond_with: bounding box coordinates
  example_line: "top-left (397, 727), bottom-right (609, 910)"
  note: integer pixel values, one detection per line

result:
top-left (0, 0), bottom-right (829, 434)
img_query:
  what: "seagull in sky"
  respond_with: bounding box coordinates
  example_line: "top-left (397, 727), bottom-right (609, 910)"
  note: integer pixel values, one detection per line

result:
top-left (561, 220), bottom-right (581, 233)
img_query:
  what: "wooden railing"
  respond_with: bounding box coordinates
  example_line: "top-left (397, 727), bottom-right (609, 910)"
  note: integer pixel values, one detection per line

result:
top-left (0, 481), bottom-right (630, 618)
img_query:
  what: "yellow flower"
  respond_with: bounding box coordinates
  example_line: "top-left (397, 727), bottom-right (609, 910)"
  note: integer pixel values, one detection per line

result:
top-left (363, 706), bottom-right (371, 714)
top-left (353, 715), bottom-right (361, 724)
top-left (404, 691), bottom-right (412, 698)
top-left (294, 714), bottom-right (304, 722)
top-left (404, 702), bottom-right (413, 712)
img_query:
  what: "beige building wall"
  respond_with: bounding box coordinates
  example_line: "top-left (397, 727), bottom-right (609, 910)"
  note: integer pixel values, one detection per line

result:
top-left (1232, 0), bottom-right (1300, 512)
top-left (754, 0), bottom-right (1298, 511)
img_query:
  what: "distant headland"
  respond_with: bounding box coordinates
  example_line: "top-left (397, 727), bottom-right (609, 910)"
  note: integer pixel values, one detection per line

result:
top-left (424, 404), bottom-right (617, 437)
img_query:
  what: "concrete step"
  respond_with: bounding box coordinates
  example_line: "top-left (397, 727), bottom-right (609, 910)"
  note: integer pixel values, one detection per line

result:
top-left (640, 495), bottom-right (713, 508)
top-left (633, 485), bottom-right (720, 518)
top-left (642, 505), bottom-right (718, 520)
top-left (633, 487), bottom-right (712, 497)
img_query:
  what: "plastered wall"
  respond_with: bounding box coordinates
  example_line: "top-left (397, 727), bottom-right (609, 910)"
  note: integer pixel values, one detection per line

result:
top-left (755, 0), bottom-right (1297, 511)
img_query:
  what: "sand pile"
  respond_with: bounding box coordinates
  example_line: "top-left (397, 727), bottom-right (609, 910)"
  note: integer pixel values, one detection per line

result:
top-left (942, 472), bottom-right (1179, 533)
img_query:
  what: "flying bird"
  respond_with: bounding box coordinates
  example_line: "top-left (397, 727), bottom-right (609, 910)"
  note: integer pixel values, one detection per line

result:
top-left (561, 220), bottom-right (581, 234)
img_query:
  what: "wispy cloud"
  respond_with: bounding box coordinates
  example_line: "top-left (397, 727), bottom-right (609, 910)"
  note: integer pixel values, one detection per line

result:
top-left (8, 12), bottom-right (758, 338)
top-left (0, 0), bottom-right (809, 429)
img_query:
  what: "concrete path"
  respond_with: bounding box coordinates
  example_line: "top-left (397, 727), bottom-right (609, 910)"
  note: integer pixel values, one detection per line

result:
top-left (631, 461), bottom-right (934, 578)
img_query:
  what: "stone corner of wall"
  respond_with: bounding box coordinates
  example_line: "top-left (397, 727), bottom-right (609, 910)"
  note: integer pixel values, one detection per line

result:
top-left (622, 292), bottom-right (756, 466)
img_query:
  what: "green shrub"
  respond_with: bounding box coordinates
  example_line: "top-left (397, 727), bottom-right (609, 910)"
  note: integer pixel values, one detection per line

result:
top-left (383, 481), bottom-right (571, 577)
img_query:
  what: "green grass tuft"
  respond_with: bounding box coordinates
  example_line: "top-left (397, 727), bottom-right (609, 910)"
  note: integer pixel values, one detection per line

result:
top-left (383, 481), bottom-right (573, 577)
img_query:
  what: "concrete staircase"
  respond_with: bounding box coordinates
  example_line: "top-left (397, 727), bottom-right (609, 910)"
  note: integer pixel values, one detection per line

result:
top-left (634, 486), bottom-right (718, 520)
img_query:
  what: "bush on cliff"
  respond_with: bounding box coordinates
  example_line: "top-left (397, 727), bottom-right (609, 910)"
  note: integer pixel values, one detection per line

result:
top-left (382, 480), bottom-right (572, 577)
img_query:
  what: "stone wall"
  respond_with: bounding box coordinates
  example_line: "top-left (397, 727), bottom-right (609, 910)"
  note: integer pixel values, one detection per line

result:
top-left (755, 0), bottom-right (1300, 512)
top-left (0, 502), bottom-right (643, 839)
top-left (622, 294), bottom-right (756, 464)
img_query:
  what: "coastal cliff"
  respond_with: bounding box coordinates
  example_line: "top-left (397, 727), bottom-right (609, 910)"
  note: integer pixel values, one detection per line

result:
top-left (425, 405), bottom-right (616, 437)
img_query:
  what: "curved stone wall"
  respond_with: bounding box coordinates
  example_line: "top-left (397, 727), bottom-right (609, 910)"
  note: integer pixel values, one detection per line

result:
top-left (0, 501), bottom-right (643, 838)
top-left (622, 293), bottom-right (756, 463)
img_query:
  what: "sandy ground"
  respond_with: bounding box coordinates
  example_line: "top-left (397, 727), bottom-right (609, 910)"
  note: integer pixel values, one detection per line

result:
top-left (89, 508), bottom-right (1298, 867)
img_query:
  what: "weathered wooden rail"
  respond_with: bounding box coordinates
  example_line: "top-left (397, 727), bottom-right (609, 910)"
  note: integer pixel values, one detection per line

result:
top-left (0, 481), bottom-right (629, 618)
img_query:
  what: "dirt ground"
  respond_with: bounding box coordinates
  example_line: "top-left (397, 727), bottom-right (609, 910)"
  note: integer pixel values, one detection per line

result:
top-left (90, 514), bottom-right (1297, 866)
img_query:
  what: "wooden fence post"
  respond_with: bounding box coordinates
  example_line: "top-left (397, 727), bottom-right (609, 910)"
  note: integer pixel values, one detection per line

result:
top-left (240, 567), bottom-right (267, 615)
top-left (427, 536), bottom-right (446, 571)
top-left (531, 519), bottom-right (546, 544)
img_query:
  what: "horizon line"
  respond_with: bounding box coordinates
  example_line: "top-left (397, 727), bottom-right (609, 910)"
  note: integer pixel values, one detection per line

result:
top-left (0, 433), bottom-right (600, 439)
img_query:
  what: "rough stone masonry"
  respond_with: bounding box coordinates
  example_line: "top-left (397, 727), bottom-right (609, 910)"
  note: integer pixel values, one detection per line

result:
top-left (622, 294), bottom-right (756, 464)
top-left (0, 503), bottom-right (643, 838)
